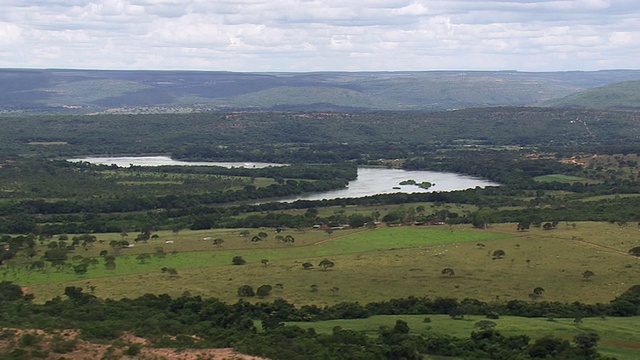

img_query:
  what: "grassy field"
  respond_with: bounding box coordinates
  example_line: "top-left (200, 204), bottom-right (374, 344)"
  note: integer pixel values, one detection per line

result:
top-left (6, 222), bottom-right (639, 308)
top-left (287, 314), bottom-right (640, 360)
top-left (533, 174), bottom-right (594, 183)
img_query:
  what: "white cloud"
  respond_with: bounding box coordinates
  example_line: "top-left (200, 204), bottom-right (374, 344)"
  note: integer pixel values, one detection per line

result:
top-left (0, 22), bottom-right (22, 45)
top-left (0, 0), bottom-right (638, 71)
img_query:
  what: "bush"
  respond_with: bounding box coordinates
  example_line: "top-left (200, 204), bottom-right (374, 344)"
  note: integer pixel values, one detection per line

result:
top-left (486, 312), bottom-right (500, 319)
top-left (124, 344), bottom-right (142, 356)
top-left (19, 332), bottom-right (41, 347)
top-left (49, 335), bottom-right (77, 354)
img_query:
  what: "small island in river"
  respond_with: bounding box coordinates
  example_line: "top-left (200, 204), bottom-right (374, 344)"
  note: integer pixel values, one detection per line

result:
top-left (399, 179), bottom-right (433, 189)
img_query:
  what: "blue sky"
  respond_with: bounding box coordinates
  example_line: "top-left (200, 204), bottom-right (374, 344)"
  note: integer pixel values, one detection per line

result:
top-left (0, 0), bottom-right (638, 71)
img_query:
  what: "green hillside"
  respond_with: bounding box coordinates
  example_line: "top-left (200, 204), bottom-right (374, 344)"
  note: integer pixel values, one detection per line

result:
top-left (544, 80), bottom-right (640, 109)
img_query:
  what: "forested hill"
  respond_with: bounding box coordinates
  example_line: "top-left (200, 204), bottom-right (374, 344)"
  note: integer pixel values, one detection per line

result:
top-left (542, 80), bottom-right (640, 109)
top-left (3, 68), bottom-right (640, 114)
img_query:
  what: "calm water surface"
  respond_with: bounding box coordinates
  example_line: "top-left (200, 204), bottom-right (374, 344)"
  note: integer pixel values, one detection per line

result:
top-left (69, 156), bottom-right (498, 201)
top-left (68, 156), bottom-right (282, 169)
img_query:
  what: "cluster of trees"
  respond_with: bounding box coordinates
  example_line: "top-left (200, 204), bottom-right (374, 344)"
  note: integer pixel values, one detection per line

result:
top-left (0, 281), bottom-right (630, 359)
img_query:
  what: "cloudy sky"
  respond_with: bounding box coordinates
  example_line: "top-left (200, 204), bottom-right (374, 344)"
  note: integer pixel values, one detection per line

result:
top-left (0, 0), bottom-right (638, 72)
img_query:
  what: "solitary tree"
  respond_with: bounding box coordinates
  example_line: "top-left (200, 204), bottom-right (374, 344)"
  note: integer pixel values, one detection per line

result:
top-left (302, 262), bottom-right (314, 270)
top-left (256, 284), bottom-right (273, 297)
top-left (582, 270), bottom-right (595, 280)
top-left (474, 320), bottom-right (497, 331)
top-left (105, 260), bottom-right (116, 271)
top-left (492, 249), bottom-right (506, 259)
top-left (516, 221), bottom-right (530, 232)
top-left (161, 267), bottom-right (178, 278)
top-left (213, 238), bottom-right (224, 246)
top-left (530, 287), bottom-right (545, 300)
top-left (232, 256), bottom-right (247, 265)
top-left (261, 259), bottom-right (269, 267)
top-left (628, 246), bottom-right (640, 257)
top-left (441, 268), bottom-right (455, 277)
top-left (237, 285), bottom-right (255, 297)
top-left (319, 259), bottom-right (335, 271)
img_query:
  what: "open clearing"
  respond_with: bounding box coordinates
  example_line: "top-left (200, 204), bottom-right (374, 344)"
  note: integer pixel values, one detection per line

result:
top-left (8, 222), bottom-right (639, 307)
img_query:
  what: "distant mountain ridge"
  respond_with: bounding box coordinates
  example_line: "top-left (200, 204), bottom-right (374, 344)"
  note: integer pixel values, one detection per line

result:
top-left (2, 68), bottom-right (640, 114)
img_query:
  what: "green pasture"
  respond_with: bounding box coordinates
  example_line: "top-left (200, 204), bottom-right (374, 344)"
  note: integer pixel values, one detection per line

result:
top-left (533, 174), bottom-right (593, 183)
top-left (8, 222), bottom-right (640, 309)
top-left (287, 314), bottom-right (640, 360)
top-left (314, 202), bottom-right (476, 218)
top-left (579, 193), bottom-right (640, 202)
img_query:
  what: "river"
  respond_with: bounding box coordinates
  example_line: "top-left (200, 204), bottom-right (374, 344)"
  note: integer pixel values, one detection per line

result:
top-left (69, 156), bottom-right (499, 201)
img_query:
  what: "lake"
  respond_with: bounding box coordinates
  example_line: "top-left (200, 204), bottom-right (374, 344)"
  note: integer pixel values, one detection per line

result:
top-left (67, 156), bottom-right (283, 169)
top-left (69, 156), bottom-right (499, 201)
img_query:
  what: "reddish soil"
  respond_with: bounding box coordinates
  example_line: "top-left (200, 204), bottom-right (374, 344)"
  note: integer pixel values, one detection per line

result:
top-left (0, 328), bottom-right (268, 360)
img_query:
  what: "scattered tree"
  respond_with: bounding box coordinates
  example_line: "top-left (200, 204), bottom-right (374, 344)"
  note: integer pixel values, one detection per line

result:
top-left (256, 284), bottom-right (273, 297)
top-left (516, 221), bottom-right (530, 232)
top-left (135, 254), bottom-right (150, 264)
top-left (492, 249), bottom-right (506, 259)
top-left (104, 260), bottom-right (116, 271)
top-left (261, 259), bottom-right (269, 267)
top-left (232, 255), bottom-right (247, 265)
top-left (73, 263), bottom-right (88, 276)
top-left (237, 285), bottom-right (255, 297)
top-left (628, 246), bottom-right (640, 257)
top-left (582, 270), bottom-right (595, 280)
top-left (302, 262), bottom-right (314, 270)
top-left (533, 287), bottom-right (545, 297)
top-left (441, 268), bottom-right (455, 277)
top-left (319, 258), bottom-right (335, 271)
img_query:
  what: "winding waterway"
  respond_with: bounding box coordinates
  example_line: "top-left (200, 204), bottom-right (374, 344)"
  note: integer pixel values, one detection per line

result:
top-left (69, 156), bottom-right (499, 201)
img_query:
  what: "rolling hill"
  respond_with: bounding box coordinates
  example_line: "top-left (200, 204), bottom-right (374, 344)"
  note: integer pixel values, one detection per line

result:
top-left (2, 69), bottom-right (640, 114)
top-left (542, 80), bottom-right (640, 109)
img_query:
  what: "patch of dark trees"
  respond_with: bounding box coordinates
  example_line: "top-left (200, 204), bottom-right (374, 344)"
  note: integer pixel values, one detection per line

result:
top-left (0, 281), bottom-right (633, 359)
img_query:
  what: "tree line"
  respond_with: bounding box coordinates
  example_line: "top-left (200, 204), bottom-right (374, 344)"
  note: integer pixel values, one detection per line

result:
top-left (0, 281), bottom-right (632, 359)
